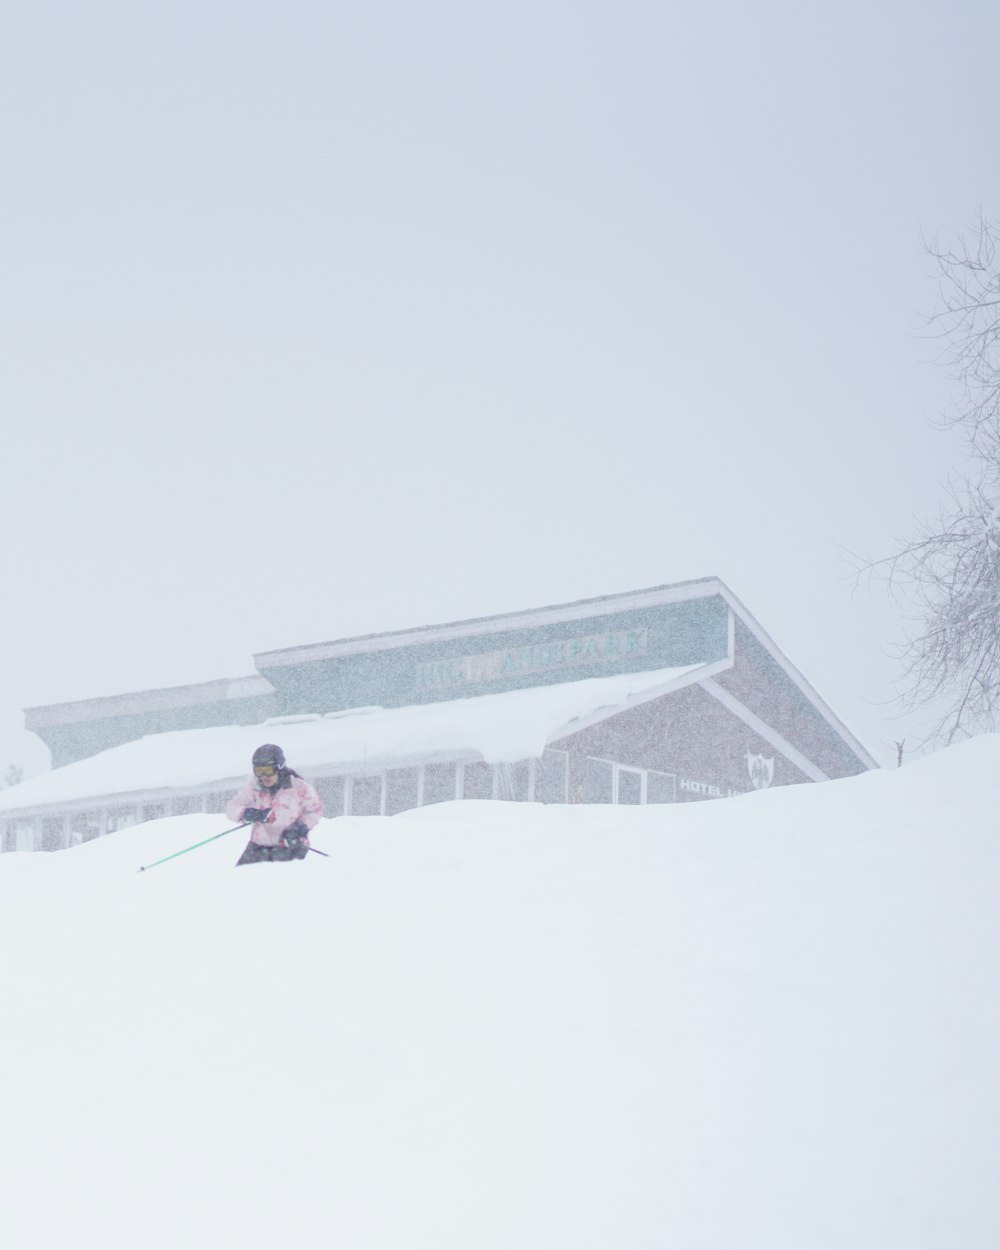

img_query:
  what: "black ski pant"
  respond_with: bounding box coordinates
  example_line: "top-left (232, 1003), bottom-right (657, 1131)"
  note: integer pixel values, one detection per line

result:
top-left (236, 840), bottom-right (308, 866)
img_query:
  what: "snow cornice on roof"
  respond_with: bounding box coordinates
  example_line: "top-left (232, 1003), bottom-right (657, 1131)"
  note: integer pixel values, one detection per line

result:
top-left (0, 663), bottom-right (714, 817)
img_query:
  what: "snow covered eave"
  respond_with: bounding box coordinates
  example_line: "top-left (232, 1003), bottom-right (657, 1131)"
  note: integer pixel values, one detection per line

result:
top-left (540, 657), bottom-right (734, 750)
top-left (0, 662), bottom-right (722, 819)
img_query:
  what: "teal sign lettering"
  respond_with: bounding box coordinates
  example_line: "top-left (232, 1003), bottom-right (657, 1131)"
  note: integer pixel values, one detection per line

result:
top-left (415, 627), bottom-right (649, 691)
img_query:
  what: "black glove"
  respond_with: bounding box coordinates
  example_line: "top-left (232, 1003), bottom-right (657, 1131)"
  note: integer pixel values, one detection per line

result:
top-left (241, 807), bottom-right (271, 824)
top-left (283, 820), bottom-right (309, 846)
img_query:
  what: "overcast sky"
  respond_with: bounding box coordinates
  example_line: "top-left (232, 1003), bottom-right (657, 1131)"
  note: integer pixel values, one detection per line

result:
top-left (2, 0), bottom-right (998, 777)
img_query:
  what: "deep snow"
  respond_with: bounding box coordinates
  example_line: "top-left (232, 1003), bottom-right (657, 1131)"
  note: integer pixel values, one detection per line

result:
top-left (1, 737), bottom-right (998, 1249)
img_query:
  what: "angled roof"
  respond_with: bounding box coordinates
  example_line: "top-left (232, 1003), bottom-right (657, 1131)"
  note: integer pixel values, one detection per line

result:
top-left (253, 577), bottom-right (727, 668)
top-left (12, 577), bottom-right (878, 802)
top-left (25, 674), bottom-right (273, 730)
top-left (252, 576), bottom-right (877, 769)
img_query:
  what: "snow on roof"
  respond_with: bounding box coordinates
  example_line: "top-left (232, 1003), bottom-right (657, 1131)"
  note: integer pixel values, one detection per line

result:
top-left (0, 663), bottom-right (709, 815)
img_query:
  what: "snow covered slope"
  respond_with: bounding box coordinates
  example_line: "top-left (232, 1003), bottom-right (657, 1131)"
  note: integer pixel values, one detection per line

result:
top-left (1, 738), bottom-right (998, 1250)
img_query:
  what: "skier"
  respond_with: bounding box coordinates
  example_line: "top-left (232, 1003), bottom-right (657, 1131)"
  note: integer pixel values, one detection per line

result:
top-left (226, 743), bottom-right (324, 865)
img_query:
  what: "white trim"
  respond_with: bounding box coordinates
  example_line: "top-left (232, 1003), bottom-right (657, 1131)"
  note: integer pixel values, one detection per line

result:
top-left (699, 678), bottom-right (829, 782)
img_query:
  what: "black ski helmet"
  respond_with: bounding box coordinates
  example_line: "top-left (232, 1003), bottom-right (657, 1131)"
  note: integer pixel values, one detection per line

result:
top-left (252, 743), bottom-right (286, 769)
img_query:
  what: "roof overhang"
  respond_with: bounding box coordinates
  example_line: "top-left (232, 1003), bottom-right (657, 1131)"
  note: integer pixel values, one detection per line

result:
top-left (0, 661), bottom-right (719, 819)
top-left (253, 578), bottom-right (728, 669)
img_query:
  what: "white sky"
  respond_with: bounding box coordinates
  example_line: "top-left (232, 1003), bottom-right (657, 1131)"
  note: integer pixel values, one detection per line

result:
top-left (2, 0), bottom-right (998, 776)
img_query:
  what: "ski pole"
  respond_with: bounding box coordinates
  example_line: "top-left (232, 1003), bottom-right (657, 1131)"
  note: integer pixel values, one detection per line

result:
top-left (137, 822), bottom-right (249, 873)
top-left (308, 846), bottom-right (330, 858)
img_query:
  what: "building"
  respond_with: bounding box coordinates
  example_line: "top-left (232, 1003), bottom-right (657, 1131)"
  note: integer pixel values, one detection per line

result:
top-left (0, 578), bottom-right (877, 852)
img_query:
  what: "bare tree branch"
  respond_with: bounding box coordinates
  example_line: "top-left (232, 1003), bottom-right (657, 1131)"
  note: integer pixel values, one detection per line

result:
top-left (857, 215), bottom-right (1000, 745)
top-left (918, 212), bottom-right (1000, 456)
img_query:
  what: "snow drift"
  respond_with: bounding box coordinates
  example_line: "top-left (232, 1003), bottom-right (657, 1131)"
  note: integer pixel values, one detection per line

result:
top-left (1, 737), bottom-right (998, 1249)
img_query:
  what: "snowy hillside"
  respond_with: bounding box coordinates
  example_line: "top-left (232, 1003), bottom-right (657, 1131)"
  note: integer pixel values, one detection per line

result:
top-left (2, 739), bottom-right (999, 1250)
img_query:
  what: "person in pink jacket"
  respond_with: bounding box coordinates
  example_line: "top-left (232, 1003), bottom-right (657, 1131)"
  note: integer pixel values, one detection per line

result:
top-left (226, 743), bottom-right (324, 865)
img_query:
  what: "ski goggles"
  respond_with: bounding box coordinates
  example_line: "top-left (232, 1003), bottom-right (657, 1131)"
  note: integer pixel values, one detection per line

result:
top-left (253, 764), bottom-right (279, 778)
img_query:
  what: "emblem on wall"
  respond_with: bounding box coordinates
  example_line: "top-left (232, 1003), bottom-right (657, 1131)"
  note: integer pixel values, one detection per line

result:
top-left (746, 751), bottom-right (775, 790)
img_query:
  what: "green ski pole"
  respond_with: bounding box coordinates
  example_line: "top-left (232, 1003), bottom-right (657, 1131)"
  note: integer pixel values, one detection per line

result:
top-left (137, 822), bottom-right (249, 873)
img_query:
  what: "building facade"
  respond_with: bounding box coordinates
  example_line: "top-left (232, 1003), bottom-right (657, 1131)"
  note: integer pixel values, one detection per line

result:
top-left (0, 579), bottom-right (877, 852)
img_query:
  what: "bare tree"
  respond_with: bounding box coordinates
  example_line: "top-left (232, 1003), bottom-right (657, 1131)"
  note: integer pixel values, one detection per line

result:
top-left (863, 213), bottom-right (1000, 746)
top-left (923, 214), bottom-right (1000, 456)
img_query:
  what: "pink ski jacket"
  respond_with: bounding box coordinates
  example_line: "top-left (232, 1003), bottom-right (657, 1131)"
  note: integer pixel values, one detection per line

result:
top-left (226, 773), bottom-right (324, 847)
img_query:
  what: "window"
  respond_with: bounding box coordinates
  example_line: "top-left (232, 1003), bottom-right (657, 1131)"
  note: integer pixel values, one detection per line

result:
top-left (616, 768), bottom-right (643, 805)
top-left (385, 768), bottom-right (419, 816)
top-left (41, 817), bottom-right (66, 852)
top-left (585, 758), bottom-right (614, 803)
top-left (10, 819), bottom-right (35, 852)
top-left (350, 775), bottom-right (383, 816)
top-left (106, 806), bottom-right (137, 833)
top-left (460, 761), bottom-right (495, 800)
top-left (536, 750), bottom-right (568, 803)
top-left (422, 763), bottom-right (457, 807)
top-left (497, 760), bottom-right (530, 801)
top-left (171, 796), bottom-right (199, 817)
top-left (315, 776), bottom-right (346, 818)
top-left (646, 771), bottom-right (676, 804)
top-left (70, 811), bottom-right (102, 844)
top-left (202, 792), bottom-right (232, 815)
top-left (585, 758), bottom-right (677, 806)
top-left (142, 803), bottom-right (167, 824)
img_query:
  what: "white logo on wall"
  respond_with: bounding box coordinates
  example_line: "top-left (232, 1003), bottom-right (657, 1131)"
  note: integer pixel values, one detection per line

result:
top-left (746, 752), bottom-right (775, 790)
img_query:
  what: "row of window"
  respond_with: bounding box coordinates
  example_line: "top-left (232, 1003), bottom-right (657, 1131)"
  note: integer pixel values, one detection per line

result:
top-left (0, 793), bottom-right (240, 854)
top-left (317, 750), bottom-right (571, 817)
top-left (0, 752), bottom-right (683, 852)
top-left (319, 755), bottom-right (680, 815)
top-left (584, 758), bottom-right (677, 805)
